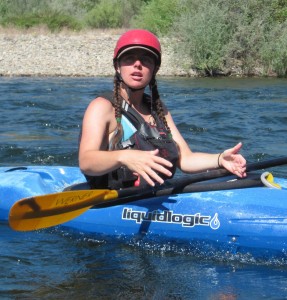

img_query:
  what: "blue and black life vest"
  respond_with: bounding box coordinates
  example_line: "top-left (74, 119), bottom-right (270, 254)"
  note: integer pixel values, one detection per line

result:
top-left (85, 93), bottom-right (179, 189)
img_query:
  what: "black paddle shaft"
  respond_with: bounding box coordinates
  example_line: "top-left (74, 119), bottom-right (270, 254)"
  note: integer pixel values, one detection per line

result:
top-left (116, 156), bottom-right (287, 200)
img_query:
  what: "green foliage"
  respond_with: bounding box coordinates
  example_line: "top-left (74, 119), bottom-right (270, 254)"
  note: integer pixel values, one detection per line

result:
top-left (223, 0), bottom-right (270, 73)
top-left (85, 0), bottom-right (122, 28)
top-left (0, 0), bottom-right (83, 31)
top-left (77, 0), bottom-right (101, 11)
top-left (173, 0), bottom-right (232, 75)
top-left (131, 0), bottom-right (181, 35)
top-left (45, 12), bottom-right (83, 31)
top-left (223, 0), bottom-right (287, 75)
top-left (270, 0), bottom-right (287, 22)
top-left (0, 0), bottom-right (8, 16)
top-left (260, 21), bottom-right (287, 76)
top-left (1, 12), bottom-right (82, 31)
top-left (85, 0), bottom-right (142, 28)
top-left (173, 0), bottom-right (287, 76)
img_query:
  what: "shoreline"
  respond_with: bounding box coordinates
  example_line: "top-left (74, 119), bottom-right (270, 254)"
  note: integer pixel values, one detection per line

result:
top-left (0, 29), bottom-right (193, 77)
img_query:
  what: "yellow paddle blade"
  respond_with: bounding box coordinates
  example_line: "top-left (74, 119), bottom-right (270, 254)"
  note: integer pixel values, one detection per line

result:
top-left (9, 189), bottom-right (118, 232)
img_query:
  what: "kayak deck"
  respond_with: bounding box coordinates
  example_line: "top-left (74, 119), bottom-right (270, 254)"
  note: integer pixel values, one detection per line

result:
top-left (1, 166), bottom-right (287, 258)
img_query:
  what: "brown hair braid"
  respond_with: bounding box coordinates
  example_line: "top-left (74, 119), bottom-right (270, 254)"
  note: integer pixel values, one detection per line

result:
top-left (149, 77), bottom-right (172, 137)
top-left (109, 74), bottom-right (123, 150)
top-left (110, 74), bottom-right (172, 150)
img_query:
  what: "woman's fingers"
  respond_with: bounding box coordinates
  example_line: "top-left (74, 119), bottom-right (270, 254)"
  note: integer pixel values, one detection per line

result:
top-left (230, 142), bottom-right (243, 154)
top-left (220, 142), bottom-right (247, 178)
top-left (132, 150), bottom-right (173, 186)
top-left (140, 167), bottom-right (165, 186)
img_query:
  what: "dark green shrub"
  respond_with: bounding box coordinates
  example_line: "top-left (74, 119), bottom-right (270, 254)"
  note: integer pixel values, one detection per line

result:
top-left (260, 21), bottom-right (287, 77)
top-left (0, 0), bottom-right (83, 31)
top-left (173, 0), bottom-right (287, 76)
top-left (173, 0), bottom-right (232, 75)
top-left (1, 12), bottom-right (82, 31)
top-left (45, 12), bottom-right (82, 31)
top-left (131, 0), bottom-right (181, 35)
top-left (270, 0), bottom-right (287, 23)
top-left (85, 0), bottom-right (142, 28)
top-left (85, 0), bottom-right (123, 28)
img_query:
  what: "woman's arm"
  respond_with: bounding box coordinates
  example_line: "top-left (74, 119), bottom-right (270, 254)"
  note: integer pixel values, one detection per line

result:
top-left (79, 97), bottom-right (174, 186)
top-left (79, 97), bottom-right (122, 175)
top-left (165, 111), bottom-right (247, 177)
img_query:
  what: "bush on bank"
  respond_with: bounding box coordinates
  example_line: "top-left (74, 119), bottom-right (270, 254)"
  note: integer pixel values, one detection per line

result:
top-left (173, 0), bottom-right (287, 77)
top-left (0, 0), bottom-right (286, 77)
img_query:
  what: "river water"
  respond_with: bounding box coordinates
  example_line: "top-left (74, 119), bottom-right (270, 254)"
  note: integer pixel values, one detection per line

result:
top-left (0, 77), bottom-right (287, 299)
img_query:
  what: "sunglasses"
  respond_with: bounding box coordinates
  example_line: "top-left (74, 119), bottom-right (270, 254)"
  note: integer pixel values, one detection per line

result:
top-left (120, 53), bottom-right (155, 66)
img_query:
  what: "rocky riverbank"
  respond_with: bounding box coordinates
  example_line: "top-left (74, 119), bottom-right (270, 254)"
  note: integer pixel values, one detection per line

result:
top-left (0, 29), bottom-right (193, 77)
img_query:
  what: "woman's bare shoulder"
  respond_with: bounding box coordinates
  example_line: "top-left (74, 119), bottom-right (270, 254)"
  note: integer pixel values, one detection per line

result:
top-left (85, 96), bottom-right (114, 114)
top-left (89, 96), bottom-right (113, 107)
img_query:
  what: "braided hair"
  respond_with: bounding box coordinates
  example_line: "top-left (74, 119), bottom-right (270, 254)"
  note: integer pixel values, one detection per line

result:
top-left (149, 76), bottom-right (172, 137)
top-left (109, 73), bottom-right (123, 150)
top-left (109, 73), bottom-right (172, 150)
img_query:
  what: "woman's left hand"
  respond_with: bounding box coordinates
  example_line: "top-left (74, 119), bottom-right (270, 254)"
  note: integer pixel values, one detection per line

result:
top-left (219, 142), bottom-right (247, 178)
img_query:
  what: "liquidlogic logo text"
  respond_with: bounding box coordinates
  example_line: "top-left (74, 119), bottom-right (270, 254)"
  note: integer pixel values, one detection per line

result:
top-left (122, 208), bottom-right (220, 230)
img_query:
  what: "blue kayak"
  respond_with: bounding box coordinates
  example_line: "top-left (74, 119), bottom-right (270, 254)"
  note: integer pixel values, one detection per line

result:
top-left (1, 166), bottom-right (287, 258)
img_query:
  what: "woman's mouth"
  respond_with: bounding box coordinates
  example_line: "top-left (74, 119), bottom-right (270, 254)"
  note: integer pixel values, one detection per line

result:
top-left (131, 72), bottom-right (143, 80)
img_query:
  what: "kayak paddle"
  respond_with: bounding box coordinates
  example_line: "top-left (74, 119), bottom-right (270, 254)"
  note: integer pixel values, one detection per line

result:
top-left (9, 156), bottom-right (287, 231)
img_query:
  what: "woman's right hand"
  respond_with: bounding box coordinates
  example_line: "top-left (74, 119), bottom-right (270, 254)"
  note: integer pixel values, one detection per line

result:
top-left (120, 149), bottom-right (173, 186)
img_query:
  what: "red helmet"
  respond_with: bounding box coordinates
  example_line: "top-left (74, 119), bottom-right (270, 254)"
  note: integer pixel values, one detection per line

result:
top-left (113, 29), bottom-right (161, 66)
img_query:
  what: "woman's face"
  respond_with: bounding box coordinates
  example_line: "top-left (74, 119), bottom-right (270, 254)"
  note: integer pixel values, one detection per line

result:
top-left (117, 49), bottom-right (156, 90)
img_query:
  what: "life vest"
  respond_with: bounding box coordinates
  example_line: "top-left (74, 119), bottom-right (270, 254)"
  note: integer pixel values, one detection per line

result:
top-left (85, 93), bottom-right (179, 189)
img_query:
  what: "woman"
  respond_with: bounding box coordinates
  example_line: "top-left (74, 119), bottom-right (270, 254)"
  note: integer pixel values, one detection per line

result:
top-left (79, 29), bottom-right (246, 189)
